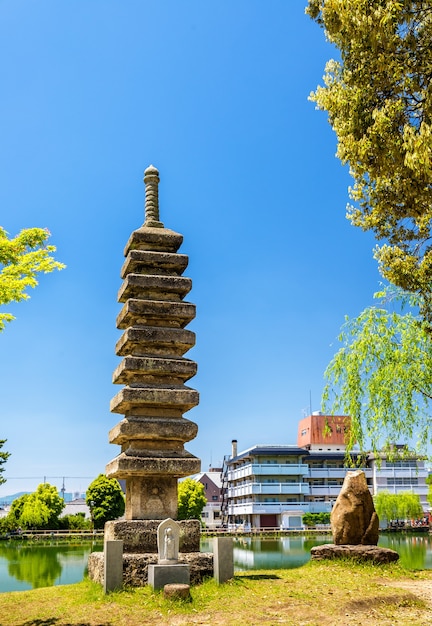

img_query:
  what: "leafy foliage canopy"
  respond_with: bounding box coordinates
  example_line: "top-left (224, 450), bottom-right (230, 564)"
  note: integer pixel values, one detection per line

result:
top-left (86, 474), bottom-right (125, 529)
top-left (0, 227), bottom-right (64, 331)
top-left (307, 0), bottom-right (432, 326)
top-left (177, 478), bottom-right (207, 521)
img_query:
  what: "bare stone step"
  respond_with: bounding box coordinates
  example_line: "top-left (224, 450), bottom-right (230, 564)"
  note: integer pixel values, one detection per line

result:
top-left (121, 250), bottom-right (189, 278)
top-left (115, 327), bottom-right (195, 357)
top-left (116, 299), bottom-right (195, 330)
top-left (106, 453), bottom-right (200, 479)
top-left (112, 356), bottom-right (197, 385)
top-left (109, 416), bottom-right (198, 445)
top-left (110, 385), bottom-right (199, 414)
top-left (118, 274), bottom-right (192, 302)
top-left (124, 226), bottom-right (183, 254)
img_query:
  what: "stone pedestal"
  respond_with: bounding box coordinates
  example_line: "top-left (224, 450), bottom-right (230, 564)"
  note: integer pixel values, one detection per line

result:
top-left (88, 551), bottom-right (213, 586)
top-left (104, 519), bottom-right (201, 553)
top-left (148, 564), bottom-right (190, 590)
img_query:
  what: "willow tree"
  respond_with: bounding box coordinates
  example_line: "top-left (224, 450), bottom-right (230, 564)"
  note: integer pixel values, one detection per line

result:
top-left (0, 227), bottom-right (64, 331)
top-left (374, 490), bottom-right (423, 523)
top-left (323, 288), bottom-right (432, 455)
top-left (307, 0), bottom-right (432, 326)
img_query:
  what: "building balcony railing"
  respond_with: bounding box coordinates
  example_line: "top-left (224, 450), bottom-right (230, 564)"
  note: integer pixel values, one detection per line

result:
top-left (310, 467), bottom-right (372, 479)
top-left (228, 501), bottom-right (333, 515)
top-left (372, 468), bottom-right (428, 478)
top-left (228, 483), bottom-right (310, 498)
top-left (228, 463), bottom-right (309, 482)
top-left (375, 485), bottom-right (429, 496)
top-left (309, 486), bottom-right (344, 497)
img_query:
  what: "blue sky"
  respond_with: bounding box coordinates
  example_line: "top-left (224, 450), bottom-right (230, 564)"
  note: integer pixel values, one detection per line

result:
top-left (0, 0), bottom-right (382, 498)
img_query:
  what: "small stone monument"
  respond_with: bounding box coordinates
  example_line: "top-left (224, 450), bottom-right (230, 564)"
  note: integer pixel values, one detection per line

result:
top-left (311, 470), bottom-right (399, 564)
top-left (148, 518), bottom-right (190, 590)
top-left (158, 518), bottom-right (179, 564)
top-left (88, 166), bottom-right (213, 586)
top-left (331, 469), bottom-right (379, 545)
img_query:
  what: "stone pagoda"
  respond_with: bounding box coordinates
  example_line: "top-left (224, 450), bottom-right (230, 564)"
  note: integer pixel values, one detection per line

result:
top-left (107, 164), bottom-right (201, 520)
top-left (89, 166), bottom-right (212, 586)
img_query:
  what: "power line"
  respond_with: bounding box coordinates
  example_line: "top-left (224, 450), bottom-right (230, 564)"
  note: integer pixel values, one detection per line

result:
top-left (4, 476), bottom-right (94, 479)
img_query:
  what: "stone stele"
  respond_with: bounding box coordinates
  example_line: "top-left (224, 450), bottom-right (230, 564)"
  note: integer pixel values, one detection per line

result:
top-left (331, 469), bottom-right (379, 546)
top-left (88, 165), bottom-right (213, 586)
top-left (310, 470), bottom-right (399, 564)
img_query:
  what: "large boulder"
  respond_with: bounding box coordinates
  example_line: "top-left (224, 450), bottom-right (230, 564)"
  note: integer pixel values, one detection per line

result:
top-left (331, 469), bottom-right (379, 545)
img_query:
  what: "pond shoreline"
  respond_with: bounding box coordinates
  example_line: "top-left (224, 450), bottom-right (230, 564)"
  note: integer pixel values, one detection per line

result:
top-left (2, 525), bottom-right (431, 542)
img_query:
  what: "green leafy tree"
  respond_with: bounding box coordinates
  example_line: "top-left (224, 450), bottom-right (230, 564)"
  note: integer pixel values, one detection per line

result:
top-left (177, 478), bottom-right (207, 521)
top-left (59, 513), bottom-right (91, 530)
top-left (307, 0), bottom-right (432, 326)
top-left (302, 512), bottom-right (331, 527)
top-left (374, 491), bottom-right (399, 523)
top-left (323, 288), bottom-right (432, 455)
top-left (8, 483), bottom-right (65, 530)
top-left (0, 439), bottom-right (10, 486)
top-left (86, 474), bottom-right (125, 529)
top-left (374, 490), bottom-right (423, 524)
top-left (0, 226), bottom-right (64, 331)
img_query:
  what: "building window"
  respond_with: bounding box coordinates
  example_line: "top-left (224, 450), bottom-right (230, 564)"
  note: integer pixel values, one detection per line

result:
top-left (212, 495), bottom-right (218, 501)
top-left (386, 460), bottom-right (418, 468)
top-left (387, 477), bottom-right (419, 486)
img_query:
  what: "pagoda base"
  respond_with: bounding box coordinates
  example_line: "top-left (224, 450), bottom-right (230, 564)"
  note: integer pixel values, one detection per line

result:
top-left (104, 519), bottom-right (201, 553)
top-left (88, 551), bottom-right (213, 587)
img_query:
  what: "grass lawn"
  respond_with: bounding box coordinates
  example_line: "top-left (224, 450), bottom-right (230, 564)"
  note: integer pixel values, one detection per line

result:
top-left (1, 561), bottom-right (432, 626)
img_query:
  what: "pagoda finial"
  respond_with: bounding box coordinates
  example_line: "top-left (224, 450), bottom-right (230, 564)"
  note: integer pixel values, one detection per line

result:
top-left (143, 165), bottom-right (164, 228)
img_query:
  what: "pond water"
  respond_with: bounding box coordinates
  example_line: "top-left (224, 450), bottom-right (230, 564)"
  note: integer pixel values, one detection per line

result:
top-left (0, 540), bottom-right (103, 593)
top-left (202, 533), bottom-right (432, 572)
top-left (1, 533), bottom-right (431, 593)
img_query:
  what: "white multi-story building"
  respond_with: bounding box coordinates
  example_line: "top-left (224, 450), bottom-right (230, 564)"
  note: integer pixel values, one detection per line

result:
top-left (221, 413), bottom-right (430, 529)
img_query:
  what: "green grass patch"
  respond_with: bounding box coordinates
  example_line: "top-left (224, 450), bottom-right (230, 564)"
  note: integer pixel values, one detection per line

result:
top-left (0, 561), bottom-right (431, 625)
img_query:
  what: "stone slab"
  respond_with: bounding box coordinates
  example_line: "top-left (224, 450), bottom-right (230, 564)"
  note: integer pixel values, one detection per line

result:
top-left (108, 416), bottom-right (198, 446)
top-left (213, 537), bottom-right (234, 583)
top-left (310, 543), bottom-right (399, 564)
top-left (124, 227), bottom-right (183, 255)
top-left (104, 540), bottom-right (123, 593)
top-left (148, 563), bottom-right (190, 590)
top-left (120, 250), bottom-right (189, 278)
top-left (118, 274), bottom-right (192, 303)
top-left (109, 386), bottom-right (199, 415)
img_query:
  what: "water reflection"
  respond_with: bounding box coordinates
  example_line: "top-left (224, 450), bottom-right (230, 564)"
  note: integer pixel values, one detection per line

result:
top-left (203, 533), bottom-right (432, 571)
top-left (0, 541), bottom-right (103, 592)
top-left (1, 533), bottom-right (432, 593)
top-left (231, 535), bottom-right (330, 570)
top-left (378, 533), bottom-right (432, 570)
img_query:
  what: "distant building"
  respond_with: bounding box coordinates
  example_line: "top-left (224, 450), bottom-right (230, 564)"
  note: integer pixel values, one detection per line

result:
top-left (60, 498), bottom-right (91, 519)
top-left (190, 469), bottom-right (222, 529)
top-left (221, 413), bottom-right (430, 530)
